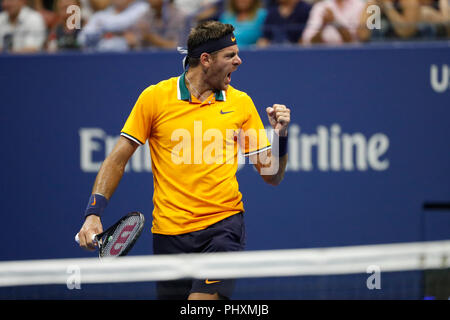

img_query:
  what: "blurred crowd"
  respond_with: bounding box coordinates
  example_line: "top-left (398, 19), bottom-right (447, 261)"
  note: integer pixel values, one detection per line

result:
top-left (0, 0), bottom-right (449, 53)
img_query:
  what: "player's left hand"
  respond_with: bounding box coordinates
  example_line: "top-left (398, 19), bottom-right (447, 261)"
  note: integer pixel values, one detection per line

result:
top-left (266, 104), bottom-right (290, 136)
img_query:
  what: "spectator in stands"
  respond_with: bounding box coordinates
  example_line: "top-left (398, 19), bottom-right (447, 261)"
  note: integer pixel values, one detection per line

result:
top-left (419, 0), bottom-right (450, 38)
top-left (359, 0), bottom-right (421, 41)
top-left (172, 0), bottom-right (224, 44)
top-left (302, 0), bottom-right (366, 45)
top-left (0, 0), bottom-right (47, 53)
top-left (173, 0), bottom-right (224, 23)
top-left (47, 0), bottom-right (83, 51)
top-left (257, 0), bottom-right (311, 47)
top-left (28, 0), bottom-right (58, 30)
top-left (219, 0), bottom-right (267, 48)
top-left (139, 0), bottom-right (187, 49)
top-left (82, 0), bottom-right (112, 21)
top-left (77, 0), bottom-right (149, 51)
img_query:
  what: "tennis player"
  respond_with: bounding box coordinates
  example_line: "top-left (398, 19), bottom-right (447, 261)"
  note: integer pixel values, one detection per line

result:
top-left (77, 20), bottom-right (290, 300)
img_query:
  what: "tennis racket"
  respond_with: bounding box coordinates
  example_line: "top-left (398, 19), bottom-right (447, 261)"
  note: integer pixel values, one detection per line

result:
top-left (75, 211), bottom-right (145, 258)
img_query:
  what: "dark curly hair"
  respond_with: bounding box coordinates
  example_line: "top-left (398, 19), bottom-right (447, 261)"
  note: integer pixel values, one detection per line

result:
top-left (186, 21), bottom-right (235, 68)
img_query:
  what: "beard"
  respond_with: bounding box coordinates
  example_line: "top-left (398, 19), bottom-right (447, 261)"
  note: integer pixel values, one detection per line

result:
top-left (205, 67), bottom-right (232, 91)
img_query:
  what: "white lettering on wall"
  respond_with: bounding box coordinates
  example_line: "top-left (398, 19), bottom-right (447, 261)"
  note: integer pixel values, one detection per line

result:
top-left (430, 64), bottom-right (449, 93)
top-left (79, 124), bottom-right (390, 173)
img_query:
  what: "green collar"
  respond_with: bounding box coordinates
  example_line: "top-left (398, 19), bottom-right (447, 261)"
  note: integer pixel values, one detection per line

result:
top-left (178, 72), bottom-right (226, 102)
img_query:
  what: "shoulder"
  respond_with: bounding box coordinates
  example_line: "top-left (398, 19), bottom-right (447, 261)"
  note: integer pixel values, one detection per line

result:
top-left (129, 1), bottom-right (150, 12)
top-left (225, 86), bottom-right (256, 119)
top-left (308, 0), bottom-right (327, 15)
top-left (256, 8), bottom-right (268, 21)
top-left (21, 7), bottom-right (45, 26)
top-left (226, 85), bottom-right (254, 104)
top-left (157, 76), bottom-right (180, 91)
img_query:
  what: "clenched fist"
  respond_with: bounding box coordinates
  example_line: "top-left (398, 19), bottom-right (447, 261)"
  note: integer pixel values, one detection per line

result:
top-left (266, 104), bottom-right (291, 136)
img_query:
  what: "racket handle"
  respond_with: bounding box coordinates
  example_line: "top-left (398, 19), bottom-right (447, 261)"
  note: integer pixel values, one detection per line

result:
top-left (75, 233), bottom-right (97, 244)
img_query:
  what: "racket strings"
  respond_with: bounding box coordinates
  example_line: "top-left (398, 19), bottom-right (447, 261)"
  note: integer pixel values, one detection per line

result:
top-left (100, 214), bottom-right (144, 257)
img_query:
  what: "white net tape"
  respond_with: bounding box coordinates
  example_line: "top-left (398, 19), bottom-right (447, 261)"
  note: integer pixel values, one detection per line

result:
top-left (0, 240), bottom-right (449, 287)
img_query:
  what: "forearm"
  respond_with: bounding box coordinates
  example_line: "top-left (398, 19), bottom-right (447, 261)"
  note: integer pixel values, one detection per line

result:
top-left (310, 25), bottom-right (326, 43)
top-left (357, 24), bottom-right (371, 42)
top-left (384, 7), bottom-right (411, 33)
top-left (90, 136), bottom-right (137, 199)
top-left (101, 3), bottom-right (149, 33)
top-left (383, 2), bottom-right (418, 37)
top-left (79, 151), bottom-right (125, 247)
top-left (143, 33), bottom-right (176, 49)
top-left (257, 104), bottom-right (290, 186)
top-left (335, 24), bottom-right (352, 42)
top-left (264, 154), bottom-right (288, 186)
top-left (253, 143), bottom-right (288, 186)
top-left (91, 154), bottom-right (126, 200)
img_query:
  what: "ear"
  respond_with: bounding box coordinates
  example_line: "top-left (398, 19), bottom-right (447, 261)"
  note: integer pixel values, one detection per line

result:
top-left (200, 52), bottom-right (212, 67)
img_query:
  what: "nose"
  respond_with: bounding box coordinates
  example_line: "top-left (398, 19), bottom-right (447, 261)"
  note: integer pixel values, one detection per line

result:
top-left (233, 54), bottom-right (242, 66)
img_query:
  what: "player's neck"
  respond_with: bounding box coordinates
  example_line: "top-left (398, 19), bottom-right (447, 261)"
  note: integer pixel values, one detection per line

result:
top-left (185, 69), bottom-right (214, 102)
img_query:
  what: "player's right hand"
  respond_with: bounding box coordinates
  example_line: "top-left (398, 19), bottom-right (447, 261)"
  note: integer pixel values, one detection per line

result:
top-left (78, 215), bottom-right (103, 251)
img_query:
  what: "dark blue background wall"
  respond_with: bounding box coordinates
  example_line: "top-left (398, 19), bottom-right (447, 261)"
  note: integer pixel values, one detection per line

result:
top-left (1, 42), bottom-right (449, 261)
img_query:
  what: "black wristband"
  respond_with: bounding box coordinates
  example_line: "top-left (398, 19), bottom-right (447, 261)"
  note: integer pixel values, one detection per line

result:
top-left (279, 135), bottom-right (288, 157)
top-left (272, 132), bottom-right (288, 158)
top-left (275, 134), bottom-right (288, 158)
top-left (84, 193), bottom-right (108, 218)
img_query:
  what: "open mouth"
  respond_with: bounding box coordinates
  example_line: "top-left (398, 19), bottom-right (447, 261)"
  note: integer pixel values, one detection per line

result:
top-left (226, 72), bottom-right (231, 83)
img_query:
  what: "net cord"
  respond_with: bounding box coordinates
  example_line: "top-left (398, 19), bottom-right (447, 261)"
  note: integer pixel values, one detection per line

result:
top-left (0, 240), bottom-right (449, 287)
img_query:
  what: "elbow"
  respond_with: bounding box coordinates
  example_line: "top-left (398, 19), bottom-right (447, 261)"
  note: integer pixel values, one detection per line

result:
top-left (268, 180), bottom-right (281, 187)
top-left (262, 175), bottom-right (283, 186)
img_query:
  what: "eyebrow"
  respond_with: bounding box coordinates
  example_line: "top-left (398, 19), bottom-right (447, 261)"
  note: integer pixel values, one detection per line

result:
top-left (225, 50), bottom-right (238, 57)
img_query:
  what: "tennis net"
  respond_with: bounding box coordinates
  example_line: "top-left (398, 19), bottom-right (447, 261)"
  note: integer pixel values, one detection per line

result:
top-left (0, 240), bottom-right (449, 300)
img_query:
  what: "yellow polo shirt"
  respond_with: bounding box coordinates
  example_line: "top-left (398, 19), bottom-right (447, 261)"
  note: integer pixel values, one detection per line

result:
top-left (121, 72), bottom-right (271, 235)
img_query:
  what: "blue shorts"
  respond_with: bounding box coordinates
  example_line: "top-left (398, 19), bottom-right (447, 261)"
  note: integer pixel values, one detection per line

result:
top-left (153, 212), bottom-right (246, 299)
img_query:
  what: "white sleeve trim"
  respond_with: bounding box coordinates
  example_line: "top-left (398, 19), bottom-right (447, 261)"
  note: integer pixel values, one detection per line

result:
top-left (243, 145), bottom-right (272, 157)
top-left (120, 132), bottom-right (143, 146)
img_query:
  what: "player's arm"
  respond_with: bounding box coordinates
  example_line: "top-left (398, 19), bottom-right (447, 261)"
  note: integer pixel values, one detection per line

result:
top-left (250, 104), bottom-right (290, 186)
top-left (251, 148), bottom-right (288, 186)
top-left (78, 136), bottom-right (139, 250)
